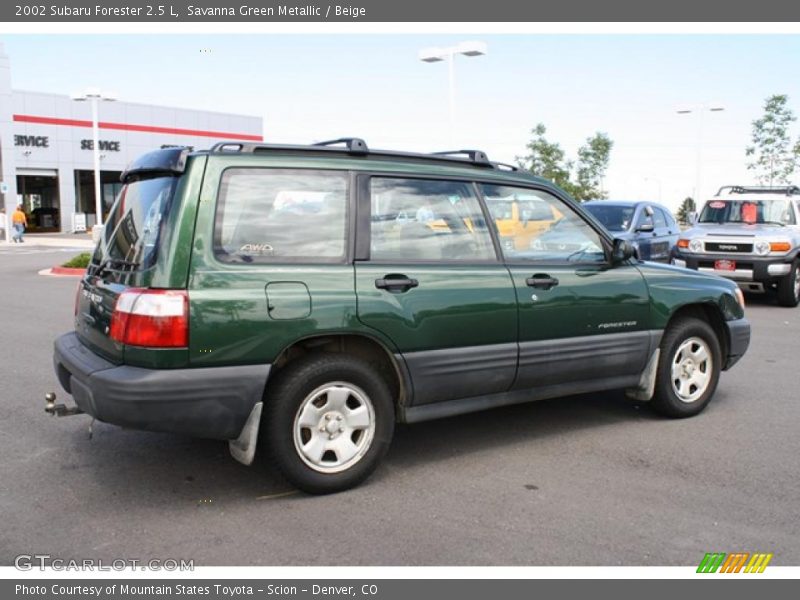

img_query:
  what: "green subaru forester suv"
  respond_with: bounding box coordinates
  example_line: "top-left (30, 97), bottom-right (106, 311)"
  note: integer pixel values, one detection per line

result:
top-left (51, 139), bottom-right (750, 493)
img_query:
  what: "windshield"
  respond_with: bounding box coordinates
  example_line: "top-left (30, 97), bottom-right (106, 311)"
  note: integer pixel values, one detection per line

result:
top-left (584, 204), bottom-right (636, 232)
top-left (92, 176), bottom-right (177, 271)
top-left (698, 199), bottom-right (795, 225)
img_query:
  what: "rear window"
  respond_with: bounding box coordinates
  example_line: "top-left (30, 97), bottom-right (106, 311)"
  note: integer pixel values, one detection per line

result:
top-left (94, 176), bottom-right (177, 271)
top-left (214, 168), bottom-right (348, 263)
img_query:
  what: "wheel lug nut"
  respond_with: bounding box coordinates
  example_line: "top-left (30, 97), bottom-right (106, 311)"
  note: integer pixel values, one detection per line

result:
top-left (325, 414), bottom-right (331, 420)
top-left (336, 416), bottom-right (342, 421)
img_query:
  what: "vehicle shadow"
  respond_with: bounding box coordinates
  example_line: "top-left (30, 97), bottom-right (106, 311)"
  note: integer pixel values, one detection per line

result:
top-left (386, 390), bottom-right (660, 470)
top-left (743, 292), bottom-right (780, 307)
top-left (61, 388), bottom-right (664, 504)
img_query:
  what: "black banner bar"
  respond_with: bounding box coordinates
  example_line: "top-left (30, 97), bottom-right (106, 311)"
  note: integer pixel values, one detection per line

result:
top-left (5, 0), bottom-right (800, 22)
top-left (3, 579), bottom-right (798, 600)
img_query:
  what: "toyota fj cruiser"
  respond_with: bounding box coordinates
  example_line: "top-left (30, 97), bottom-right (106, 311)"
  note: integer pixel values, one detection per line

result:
top-left (673, 185), bottom-right (800, 307)
top-left (50, 139), bottom-right (751, 493)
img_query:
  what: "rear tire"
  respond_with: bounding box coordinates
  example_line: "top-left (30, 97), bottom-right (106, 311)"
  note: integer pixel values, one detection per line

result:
top-left (651, 317), bottom-right (722, 418)
top-left (262, 354), bottom-right (395, 494)
top-left (776, 261), bottom-right (800, 307)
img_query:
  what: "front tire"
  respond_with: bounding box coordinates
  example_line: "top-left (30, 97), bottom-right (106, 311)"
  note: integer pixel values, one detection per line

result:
top-left (776, 261), bottom-right (800, 307)
top-left (262, 354), bottom-right (395, 494)
top-left (651, 317), bottom-right (722, 418)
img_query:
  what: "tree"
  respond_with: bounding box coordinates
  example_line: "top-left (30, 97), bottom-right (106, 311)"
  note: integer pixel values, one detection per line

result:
top-left (518, 124), bottom-right (613, 201)
top-left (745, 94), bottom-right (799, 186)
top-left (574, 132), bottom-right (613, 200)
top-left (676, 196), bottom-right (696, 225)
top-left (517, 123), bottom-right (572, 190)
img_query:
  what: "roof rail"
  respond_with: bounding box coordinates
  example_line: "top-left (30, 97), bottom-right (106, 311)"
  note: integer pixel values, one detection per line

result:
top-left (431, 149), bottom-right (492, 166)
top-left (312, 137), bottom-right (369, 155)
top-left (206, 139), bottom-right (511, 171)
top-left (716, 185), bottom-right (800, 196)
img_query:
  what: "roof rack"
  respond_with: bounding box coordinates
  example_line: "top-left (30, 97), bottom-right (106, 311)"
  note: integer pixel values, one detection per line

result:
top-left (716, 185), bottom-right (800, 196)
top-left (207, 138), bottom-right (508, 170)
top-left (431, 149), bottom-right (492, 167)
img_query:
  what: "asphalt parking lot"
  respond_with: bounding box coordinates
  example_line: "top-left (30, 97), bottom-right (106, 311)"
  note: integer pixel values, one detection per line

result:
top-left (1, 247), bottom-right (798, 566)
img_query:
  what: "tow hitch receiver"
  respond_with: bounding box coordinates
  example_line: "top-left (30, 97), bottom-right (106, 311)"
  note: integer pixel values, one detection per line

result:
top-left (44, 392), bottom-right (84, 417)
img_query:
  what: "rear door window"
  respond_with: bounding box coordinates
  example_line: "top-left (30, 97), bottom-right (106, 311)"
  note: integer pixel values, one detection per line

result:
top-left (369, 177), bottom-right (496, 262)
top-left (214, 168), bottom-right (349, 263)
top-left (653, 207), bottom-right (668, 229)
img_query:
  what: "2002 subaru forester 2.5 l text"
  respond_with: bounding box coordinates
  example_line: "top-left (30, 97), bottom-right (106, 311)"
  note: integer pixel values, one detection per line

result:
top-left (50, 140), bottom-right (751, 494)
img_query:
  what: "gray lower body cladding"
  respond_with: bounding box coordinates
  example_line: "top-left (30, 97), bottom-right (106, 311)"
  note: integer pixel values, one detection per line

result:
top-left (400, 330), bottom-right (662, 422)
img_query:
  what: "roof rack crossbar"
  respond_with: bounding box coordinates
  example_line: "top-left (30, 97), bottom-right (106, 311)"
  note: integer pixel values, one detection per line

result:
top-left (431, 149), bottom-right (492, 166)
top-left (716, 185), bottom-right (800, 196)
top-left (312, 137), bottom-right (369, 155)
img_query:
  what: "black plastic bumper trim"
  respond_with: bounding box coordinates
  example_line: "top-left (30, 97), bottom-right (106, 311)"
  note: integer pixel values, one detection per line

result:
top-left (724, 318), bottom-right (751, 370)
top-left (53, 332), bottom-right (271, 440)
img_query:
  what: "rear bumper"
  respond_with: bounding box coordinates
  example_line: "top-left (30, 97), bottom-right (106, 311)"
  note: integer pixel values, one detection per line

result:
top-left (53, 332), bottom-right (271, 440)
top-left (724, 318), bottom-right (751, 370)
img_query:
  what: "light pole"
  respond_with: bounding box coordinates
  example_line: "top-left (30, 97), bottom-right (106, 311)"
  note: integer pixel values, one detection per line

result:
top-left (419, 41), bottom-right (487, 147)
top-left (676, 102), bottom-right (724, 203)
top-left (71, 88), bottom-right (116, 231)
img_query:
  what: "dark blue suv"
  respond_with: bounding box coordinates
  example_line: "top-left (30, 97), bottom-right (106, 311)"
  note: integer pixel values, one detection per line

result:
top-left (584, 201), bottom-right (680, 263)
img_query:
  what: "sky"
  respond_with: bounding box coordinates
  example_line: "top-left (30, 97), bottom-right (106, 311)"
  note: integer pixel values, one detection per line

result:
top-left (4, 34), bottom-right (800, 212)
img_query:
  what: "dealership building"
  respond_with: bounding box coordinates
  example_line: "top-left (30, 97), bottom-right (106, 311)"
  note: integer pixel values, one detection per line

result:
top-left (0, 42), bottom-right (263, 234)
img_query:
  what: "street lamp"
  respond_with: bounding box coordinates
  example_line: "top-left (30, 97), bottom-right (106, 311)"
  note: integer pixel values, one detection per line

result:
top-left (71, 88), bottom-right (117, 231)
top-left (676, 102), bottom-right (725, 203)
top-left (419, 41), bottom-right (487, 146)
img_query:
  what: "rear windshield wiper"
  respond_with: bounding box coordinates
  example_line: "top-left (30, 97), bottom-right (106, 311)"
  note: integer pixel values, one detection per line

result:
top-left (91, 258), bottom-right (141, 278)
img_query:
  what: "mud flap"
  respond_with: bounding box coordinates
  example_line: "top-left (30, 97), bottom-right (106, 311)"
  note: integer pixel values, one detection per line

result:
top-left (625, 349), bottom-right (660, 402)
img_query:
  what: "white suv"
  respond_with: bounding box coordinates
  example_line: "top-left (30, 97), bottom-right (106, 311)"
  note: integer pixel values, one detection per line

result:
top-left (673, 185), bottom-right (800, 307)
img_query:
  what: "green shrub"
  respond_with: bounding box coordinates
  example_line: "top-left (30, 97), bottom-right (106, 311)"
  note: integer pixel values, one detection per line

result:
top-left (61, 252), bottom-right (91, 269)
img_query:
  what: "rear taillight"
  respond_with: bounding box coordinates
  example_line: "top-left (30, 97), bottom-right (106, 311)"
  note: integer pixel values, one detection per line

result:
top-left (109, 288), bottom-right (188, 348)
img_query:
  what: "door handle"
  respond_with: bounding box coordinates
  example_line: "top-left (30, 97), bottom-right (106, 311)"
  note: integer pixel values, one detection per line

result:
top-left (375, 275), bottom-right (419, 292)
top-left (525, 274), bottom-right (559, 290)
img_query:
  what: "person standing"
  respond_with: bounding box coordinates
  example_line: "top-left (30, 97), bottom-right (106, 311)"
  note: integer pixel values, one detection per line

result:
top-left (11, 204), bottom-right (27, 243)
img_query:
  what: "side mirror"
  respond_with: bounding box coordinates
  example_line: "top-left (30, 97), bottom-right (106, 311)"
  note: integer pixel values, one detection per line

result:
top-left (689, 212), bottom-right (698, 225)
top-left (636, 221), bottom-right (655, 233)
top-left (611, 238), bottom-right (636, 264)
